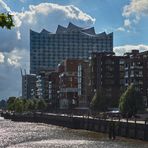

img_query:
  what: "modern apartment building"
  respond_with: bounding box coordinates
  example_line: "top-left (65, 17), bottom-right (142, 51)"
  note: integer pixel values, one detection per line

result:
top-left (58, 59), bottom-right (89, 109)
top-left (90, 52), bottom-right (126, 107)
top-left (77, 61), bottom-right (90, 107)
top-left (22, 74), bottom-right (36, 99)
top-left (30, 22), bottom-right (113, 74)
top-left (36, 69), bottom-right (59, 107)
top-left (124, 50), bottom-right (148, 105)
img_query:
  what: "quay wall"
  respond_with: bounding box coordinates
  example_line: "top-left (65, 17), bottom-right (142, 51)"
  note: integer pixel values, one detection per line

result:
top-left (1, 112), bottom-right (148, 141)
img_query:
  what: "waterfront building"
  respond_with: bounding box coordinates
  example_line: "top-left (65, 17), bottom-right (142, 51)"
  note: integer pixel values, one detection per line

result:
top-left (124, 50), bottom-right (148, 106)
top-left (22, 74), bottom-right (36, 99)
top-left (58, 59), bottom-right (89, 109)
top-left (90, 52), bottom-right (126, 107)
top-left (30, 22), bottom-right (113, 74)
top-left (36, 69), bottom-right (59, 107)
top-left (77, 60), bottom-right (90, 107)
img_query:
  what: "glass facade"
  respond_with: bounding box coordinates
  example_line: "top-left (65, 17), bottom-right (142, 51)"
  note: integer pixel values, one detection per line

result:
top-left (30, 23), bottom-right (113, 74)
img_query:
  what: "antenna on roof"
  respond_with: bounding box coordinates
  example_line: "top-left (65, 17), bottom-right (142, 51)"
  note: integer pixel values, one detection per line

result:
top-left (20, 68), bottom-right (23, 76)
top-left (24, 69), bottom-right (27, 75)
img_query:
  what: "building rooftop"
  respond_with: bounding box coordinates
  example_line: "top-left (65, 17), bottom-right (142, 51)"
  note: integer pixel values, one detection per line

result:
top-left (30, 22), bottom-right (113, 38)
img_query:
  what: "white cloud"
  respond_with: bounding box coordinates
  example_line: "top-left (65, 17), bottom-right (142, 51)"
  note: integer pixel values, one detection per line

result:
top-left (124, 19), bottom-right (131, 28)
top-left (16, 30), bottom-right (21, 40)
top-left (0, 0), bottom-right (11, 12)
top-left (122, 0), bottom-right (148, 28)
top-left (0, 48), bottom-right (29, 68)
top-left (0, 52), bottom-right (4, 63)
top-left (13, 3), bottom-right (95, 29)
top-left (0, 1), bottom-right (95, 99)
top-left (116, 27), bottom-right (125, 32)
top-left (123, 0), bottom-right (148, 17)
top-left (0, 48), bottom-right (29, 99)
top-left (114, 44), bottom-right (148, 56)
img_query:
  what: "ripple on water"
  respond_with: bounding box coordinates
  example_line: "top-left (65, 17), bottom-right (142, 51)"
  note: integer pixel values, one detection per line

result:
top-left (0, 119), bottom-right (148, 148)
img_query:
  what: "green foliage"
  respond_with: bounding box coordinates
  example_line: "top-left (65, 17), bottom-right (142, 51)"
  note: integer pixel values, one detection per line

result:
top-left (27, 99), bottom-right (35, 111)
top-left (90, 89), bottom-right (108, 112)
top-left (37, 99), bottom-right (47, 111)
top-left (7, 96), bottom-right (16, 111)
top-left (119, 84), bottom-right (144, 117)
top-left (33, 99), bottom-right (40, 110)
top-left (6, 97), bottom-right (47, 113)
top-left (22, 99), bottom-right (29, 111)
top-left (0, 13), bottom-right (14, 29)
top-left (14, 99), bottom-right (24, 113)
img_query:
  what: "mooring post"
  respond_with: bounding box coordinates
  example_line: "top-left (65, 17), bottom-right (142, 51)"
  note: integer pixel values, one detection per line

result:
top-left (134, 118), bottom-right (137, 138)
top-left (126, 117), bottom-right (129, 137)
top-left (144, 120), bottom-right (147, 140)
top-left (118, 116), bottom-right (121, 136)
top-left (109, 121), bottom-right (112, 139)
top-left (112, 122), bottom-right (116, 140)
top-left (87, 111), bottom-right (90, 130)
top-left (108, 120), bottom-right (116, 140)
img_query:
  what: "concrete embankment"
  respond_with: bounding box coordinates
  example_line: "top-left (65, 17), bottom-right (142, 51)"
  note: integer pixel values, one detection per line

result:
top-left (1, 112), bottom-right (148, 141)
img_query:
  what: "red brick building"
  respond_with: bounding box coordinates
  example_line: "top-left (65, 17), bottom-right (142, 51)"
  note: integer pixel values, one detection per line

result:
top-left (58, 59), bottom-right (89, 109)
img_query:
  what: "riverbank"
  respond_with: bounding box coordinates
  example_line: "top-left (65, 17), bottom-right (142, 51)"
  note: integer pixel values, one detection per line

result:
top-left (1, 112), bottom-right (148, 142)
top-left (1, 119), bottom-right (148, 148)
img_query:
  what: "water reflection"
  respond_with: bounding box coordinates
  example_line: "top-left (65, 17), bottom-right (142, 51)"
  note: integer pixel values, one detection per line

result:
top-left (0, 119), bottom-right (148, 148)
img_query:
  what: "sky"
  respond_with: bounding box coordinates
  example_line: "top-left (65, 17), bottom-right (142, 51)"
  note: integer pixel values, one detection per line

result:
top-left (0, 0), bottom-right (148, 99)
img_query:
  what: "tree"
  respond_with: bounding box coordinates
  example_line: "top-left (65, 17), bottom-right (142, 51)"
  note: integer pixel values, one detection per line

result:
top-left (22, 99), bottom-right (29, 112)
top-left (0, 13), bottom-right (14, 29)
top-left (37, 99), bottom-right (47, 111)
top-left (14, 98), bottom-right (24, 113)
top-left (90, 89), bottom-right (108, 112)
top-left (7, 96), bottom-right (16, 111)
top-left (27, 99), bottom-right (36, 111)
top-left (119, 84), bottom-right (144, 117)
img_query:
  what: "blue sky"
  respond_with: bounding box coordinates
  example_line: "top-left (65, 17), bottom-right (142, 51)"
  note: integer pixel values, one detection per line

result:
top-left (0, 0), bottom-right (148, 99)
top-left (4, 0), bottom-right (148, 46)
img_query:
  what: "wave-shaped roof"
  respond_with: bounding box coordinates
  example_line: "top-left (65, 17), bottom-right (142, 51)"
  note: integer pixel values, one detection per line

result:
top-left (81, 27), bottom-right (95, 35)
top-left (56, 25), bottom-right (67, 34)
top-left (41, 29), bottom-right (51, 34)
top-left (30, 22), bottom-right (113, 38)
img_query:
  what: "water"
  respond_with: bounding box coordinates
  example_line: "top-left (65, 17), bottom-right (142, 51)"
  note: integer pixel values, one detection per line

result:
top-left (0, 118), bottom-right (148, 148)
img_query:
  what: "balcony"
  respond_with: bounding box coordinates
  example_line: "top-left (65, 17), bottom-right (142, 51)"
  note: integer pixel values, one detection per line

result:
top-left (130, 74), bottom-right (134, 77)
top-left (60, 87), bottom-right (78, 93)
top-left (36, 79), bottom-right (42, 83)
top-left (130, 65), bottom-right (143, 69)
top-left (124, 75), bottom-right (129, 78)
top-left (135, 74), bottom-right (143, 77)
top-left (36, 83), bottom-right (42, 87)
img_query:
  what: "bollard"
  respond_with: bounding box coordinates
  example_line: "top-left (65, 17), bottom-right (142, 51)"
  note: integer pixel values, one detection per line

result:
top-left (118, 117), bottom-right (121, 136)
top-left (126, 117), bottom-right (129, 137)
top-left (134, 118), bottom-right (137, 138)
top-left (144, 120), bottom-right (147, 140)
top-left (108, 121), bottom-right (116, 140)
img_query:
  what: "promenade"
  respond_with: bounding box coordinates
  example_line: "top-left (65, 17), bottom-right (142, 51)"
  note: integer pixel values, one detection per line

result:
top-left (1, 111), bottom-right (148, 142)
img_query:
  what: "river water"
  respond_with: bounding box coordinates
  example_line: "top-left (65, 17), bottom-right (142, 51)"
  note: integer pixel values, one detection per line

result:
top-left (0, 117), bottom-right (148, 148)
